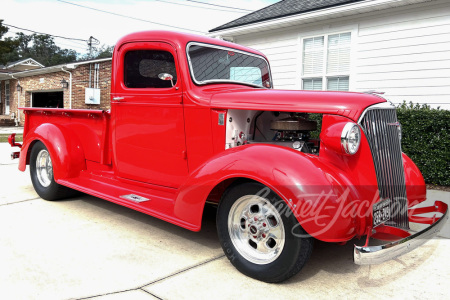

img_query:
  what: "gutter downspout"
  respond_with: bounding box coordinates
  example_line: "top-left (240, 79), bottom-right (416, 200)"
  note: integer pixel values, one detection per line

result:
top-left (61, 67), bottom-right (73, 109)
top-left (10, 74), bottom-right (20, 126)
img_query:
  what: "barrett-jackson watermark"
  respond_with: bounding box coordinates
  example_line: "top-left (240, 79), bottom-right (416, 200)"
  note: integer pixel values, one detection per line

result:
top-left (252, 186), bottom-right (422, 238)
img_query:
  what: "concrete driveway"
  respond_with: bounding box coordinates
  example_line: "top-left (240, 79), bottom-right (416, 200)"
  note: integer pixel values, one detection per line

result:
top-left (0, 143), bottom-right (449, 300)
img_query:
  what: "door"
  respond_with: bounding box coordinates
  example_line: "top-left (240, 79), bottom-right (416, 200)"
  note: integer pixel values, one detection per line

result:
top-left (112, 42), bottom-right (188, 188)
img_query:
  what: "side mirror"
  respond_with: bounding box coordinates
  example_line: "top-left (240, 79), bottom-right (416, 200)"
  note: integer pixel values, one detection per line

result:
top-left (158, 73), bottom-right (174, 87)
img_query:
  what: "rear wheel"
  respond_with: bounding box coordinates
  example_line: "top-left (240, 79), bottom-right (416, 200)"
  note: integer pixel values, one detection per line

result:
top-left (217, 182), bottom-right (313, 282)
top-left (30, 141), bottom-right (77, 201)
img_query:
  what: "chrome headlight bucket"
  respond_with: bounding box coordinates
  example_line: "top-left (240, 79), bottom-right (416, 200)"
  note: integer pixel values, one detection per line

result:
top-left (341, 123), bottom-right (361, 155)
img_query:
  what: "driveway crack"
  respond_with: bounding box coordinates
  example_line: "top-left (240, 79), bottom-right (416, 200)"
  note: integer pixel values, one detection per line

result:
top-left (0, 197), bottom-right (41, 206)
top-left (74, 254), bottom-right (225, 300)
top-left (139, 254), bottom-right (225, 288)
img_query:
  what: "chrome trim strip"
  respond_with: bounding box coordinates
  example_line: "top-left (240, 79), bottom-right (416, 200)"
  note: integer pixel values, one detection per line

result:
top-left (186, 42), bottom-right (272, 88)
top-left (120, 194), bottom-right (150, 203)
top-left (357, 101), bottom-right (396, 124)
top-left (354, 204), bottom-right (449, 265)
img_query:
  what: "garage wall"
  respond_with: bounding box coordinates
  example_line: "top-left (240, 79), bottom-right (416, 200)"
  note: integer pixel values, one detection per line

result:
top-left (232, 0), bottom-right (450, 109)
top-left (71, 61), bottom-right (112, 111)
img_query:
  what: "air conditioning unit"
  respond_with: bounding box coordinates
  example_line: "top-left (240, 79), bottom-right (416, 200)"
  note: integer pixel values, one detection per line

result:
top-left (85, 88), bottom-right (100, 105)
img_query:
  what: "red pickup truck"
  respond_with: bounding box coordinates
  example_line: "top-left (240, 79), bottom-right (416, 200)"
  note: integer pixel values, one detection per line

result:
top-left (9, 31), bottom-right (448, 282)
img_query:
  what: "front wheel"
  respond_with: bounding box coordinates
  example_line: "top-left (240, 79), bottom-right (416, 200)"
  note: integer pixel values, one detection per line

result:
top-left (217, 182), bottom-right (313, 282)
top-left (30, 141), bottom-right (77, 201)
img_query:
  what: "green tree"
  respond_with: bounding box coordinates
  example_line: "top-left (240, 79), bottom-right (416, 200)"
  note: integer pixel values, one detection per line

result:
top-left (94, 44), bottom-right (113, 59)
top-left (12, 33), bottom-right (77, 66)
top-left (83, 44), bottom-right (113, 60)
top-left (0, 20), bottom-right (19, 66)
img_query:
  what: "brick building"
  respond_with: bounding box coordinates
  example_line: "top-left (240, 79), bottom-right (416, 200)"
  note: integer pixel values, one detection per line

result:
top-left (0, 57), bottom-right (112, 126)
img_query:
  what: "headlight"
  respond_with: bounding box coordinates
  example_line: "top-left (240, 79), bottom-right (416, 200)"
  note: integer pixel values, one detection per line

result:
top-left (341, 123), bottom-right (361, 155)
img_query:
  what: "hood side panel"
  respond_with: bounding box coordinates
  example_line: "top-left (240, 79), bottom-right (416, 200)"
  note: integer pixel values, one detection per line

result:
top-left (210, 89), bottom-right (386, 122)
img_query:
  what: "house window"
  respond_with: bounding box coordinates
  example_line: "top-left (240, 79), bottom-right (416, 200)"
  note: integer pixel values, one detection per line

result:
top-left (302, 32), bottom-right (351, 91)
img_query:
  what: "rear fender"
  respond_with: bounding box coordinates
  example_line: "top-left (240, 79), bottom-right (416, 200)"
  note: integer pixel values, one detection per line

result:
top-left (174, 144), bottom-right (360, 241)
top-left (19, 123), bottom-right (86, 181)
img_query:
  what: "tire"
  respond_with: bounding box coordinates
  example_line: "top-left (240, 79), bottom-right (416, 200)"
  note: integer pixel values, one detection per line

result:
top-left (30, 141), bottom-right (78, 201)
top-left (217, 182), bottom-right (313, 283)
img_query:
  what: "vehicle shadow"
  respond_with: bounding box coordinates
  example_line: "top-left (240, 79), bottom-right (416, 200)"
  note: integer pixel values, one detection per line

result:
top-left (75, 194), bottom-right (439, 286)
top-left (77, 194), bottom-right (220, 250)
top-left (286, 235), bottom-right (438, 287)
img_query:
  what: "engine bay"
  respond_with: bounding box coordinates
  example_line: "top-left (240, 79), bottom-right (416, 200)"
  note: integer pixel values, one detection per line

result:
top-left (225, 109), bottom-right (321, 154)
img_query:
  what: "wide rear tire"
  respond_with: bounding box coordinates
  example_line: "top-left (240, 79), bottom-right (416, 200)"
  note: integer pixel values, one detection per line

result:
top-left (30, 141), bottom-right (78, 201)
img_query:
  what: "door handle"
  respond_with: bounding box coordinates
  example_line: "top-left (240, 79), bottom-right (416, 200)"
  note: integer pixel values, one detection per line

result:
top-left (113, 97), bottom-right (124, 101)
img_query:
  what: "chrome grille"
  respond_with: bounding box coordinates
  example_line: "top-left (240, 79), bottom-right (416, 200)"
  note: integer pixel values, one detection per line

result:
top-left (359, 106), bottom-right (409, 229)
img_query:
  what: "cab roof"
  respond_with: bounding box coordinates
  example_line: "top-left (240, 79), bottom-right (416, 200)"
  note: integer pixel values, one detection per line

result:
top-left (115, 30), bottom-right (266, 58)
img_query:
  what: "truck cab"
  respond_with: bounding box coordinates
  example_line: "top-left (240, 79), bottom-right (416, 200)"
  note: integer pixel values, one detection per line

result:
top-left (9, 31), bottom-right (448, 283)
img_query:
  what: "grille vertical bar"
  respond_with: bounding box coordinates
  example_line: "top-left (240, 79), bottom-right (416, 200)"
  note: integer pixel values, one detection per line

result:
top-left (359, 108), bottom-right (409, 229)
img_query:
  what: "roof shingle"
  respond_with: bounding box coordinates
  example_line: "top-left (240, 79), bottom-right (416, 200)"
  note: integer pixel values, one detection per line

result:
top-left (209, 0), bottom-right (364, 32)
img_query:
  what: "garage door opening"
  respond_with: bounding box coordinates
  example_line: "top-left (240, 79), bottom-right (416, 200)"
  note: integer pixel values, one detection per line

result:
top-left (32, 92), bottom-right (64, 108)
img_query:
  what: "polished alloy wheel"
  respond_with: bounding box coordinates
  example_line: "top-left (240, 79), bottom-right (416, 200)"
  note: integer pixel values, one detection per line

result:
top-left (228, 195), bottom-right (285, 265)
top-left (36, 149), bottom-right (53, 188)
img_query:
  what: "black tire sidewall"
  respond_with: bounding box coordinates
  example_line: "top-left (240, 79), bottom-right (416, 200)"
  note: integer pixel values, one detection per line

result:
top-left (217, 182), bottom-right (312, 282)
top-left (30, 141), bottom-right (61, 200)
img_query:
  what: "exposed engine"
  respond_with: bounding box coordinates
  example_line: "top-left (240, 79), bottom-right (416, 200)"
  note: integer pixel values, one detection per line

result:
top-left (226, 110), bottom-right (320, 154)
top-left (270, 113), bottom-right (319, 154)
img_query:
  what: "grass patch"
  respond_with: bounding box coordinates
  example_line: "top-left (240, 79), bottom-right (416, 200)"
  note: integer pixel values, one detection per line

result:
top-left (0, 134), bottom-right (23, 143)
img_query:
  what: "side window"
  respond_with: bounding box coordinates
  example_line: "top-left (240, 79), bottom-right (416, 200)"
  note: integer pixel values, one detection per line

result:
top-left (124, 50), bottom-right (177, 88)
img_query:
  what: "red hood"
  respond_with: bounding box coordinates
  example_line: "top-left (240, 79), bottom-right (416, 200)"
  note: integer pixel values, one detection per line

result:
top-left (210, 89), bottom-right (386, 122)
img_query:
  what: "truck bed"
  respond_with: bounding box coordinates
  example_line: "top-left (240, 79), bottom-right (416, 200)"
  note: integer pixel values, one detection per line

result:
top-left (21, 107), bottom-right (110, 164)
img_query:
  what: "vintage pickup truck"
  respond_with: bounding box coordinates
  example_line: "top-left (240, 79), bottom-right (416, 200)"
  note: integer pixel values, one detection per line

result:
top-left (9, 31), bottom-right (448, 282)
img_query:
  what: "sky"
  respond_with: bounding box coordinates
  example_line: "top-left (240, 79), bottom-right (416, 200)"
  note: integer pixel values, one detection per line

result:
top-left (1, 0), bottom-right (278, 55)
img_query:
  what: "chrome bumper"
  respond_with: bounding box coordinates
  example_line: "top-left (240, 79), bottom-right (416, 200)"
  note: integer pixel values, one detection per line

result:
top-left (354, 201), bottom-right (448, 265)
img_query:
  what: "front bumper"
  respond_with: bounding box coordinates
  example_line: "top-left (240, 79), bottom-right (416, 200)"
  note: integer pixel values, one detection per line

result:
top-left (354, 201), bottom-right (448, 265)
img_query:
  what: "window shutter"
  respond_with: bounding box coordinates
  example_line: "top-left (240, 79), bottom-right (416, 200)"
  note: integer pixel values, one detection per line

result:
top-left (327, 33), bottom-right (351, 74)
top-left (303, 36), bottom-right (324, 76)
top-left (327, 77), bottom-right (349, 91)
top-left (303, 78), bottom-right (323, 90)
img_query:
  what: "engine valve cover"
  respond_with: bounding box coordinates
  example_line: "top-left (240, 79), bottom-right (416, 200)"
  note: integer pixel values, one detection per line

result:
top-left (270, 117), bottom-right (317, 131)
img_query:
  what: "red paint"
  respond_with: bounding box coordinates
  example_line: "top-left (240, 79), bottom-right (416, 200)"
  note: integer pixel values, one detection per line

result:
top-left (9, 31), bottom-right (438, 244)
top-left (8, 133), bottom-right (22, 148)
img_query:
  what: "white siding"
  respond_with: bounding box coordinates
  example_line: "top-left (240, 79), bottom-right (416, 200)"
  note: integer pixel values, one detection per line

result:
top-left (235, 30), bottom-right (300, 89)
top-left (231, 0), bottom-right (450, 109)
top-left (355, 0), bottom-right (450, 108)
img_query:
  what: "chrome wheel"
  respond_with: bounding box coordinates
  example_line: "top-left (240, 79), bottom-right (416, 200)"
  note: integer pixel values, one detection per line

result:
top-left (228, 195), bottom-right (285, 265)
top-left (36, 149), bottom-right (53, 188)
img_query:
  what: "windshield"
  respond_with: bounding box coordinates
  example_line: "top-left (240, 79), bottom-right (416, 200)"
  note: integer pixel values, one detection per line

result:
top-left (187, 43), bottom-right (272, 88)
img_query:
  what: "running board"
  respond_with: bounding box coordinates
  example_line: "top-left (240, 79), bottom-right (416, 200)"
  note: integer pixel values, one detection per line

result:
top-left (57, 171), bottom-right (199, 231)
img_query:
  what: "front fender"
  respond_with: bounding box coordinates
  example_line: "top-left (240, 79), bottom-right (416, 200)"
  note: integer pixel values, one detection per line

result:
top-left (174, 144), bottom-right (360, 241)
top-left (19, 123), bottom-right (86, 181)
top-left (403, 153), bottom-right (426, 206)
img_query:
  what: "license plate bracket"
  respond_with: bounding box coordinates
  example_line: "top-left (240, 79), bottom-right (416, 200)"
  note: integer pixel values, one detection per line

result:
top-left (373, 198), bottom-right (391, 227)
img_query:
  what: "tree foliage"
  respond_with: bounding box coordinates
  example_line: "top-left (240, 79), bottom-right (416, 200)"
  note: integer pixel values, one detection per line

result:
top-left (1, 20), bottom-right (113, 66)
top-left (0, 20), bottom-right (19, 66)
top-left (83, 44), bottom-right (114, 60)
top-left (3, 32), bottom-right (78, 67)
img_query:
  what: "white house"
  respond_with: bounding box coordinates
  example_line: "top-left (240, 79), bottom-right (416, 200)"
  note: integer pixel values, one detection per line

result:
top-left (209, 0), bottom-right (450, 109)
